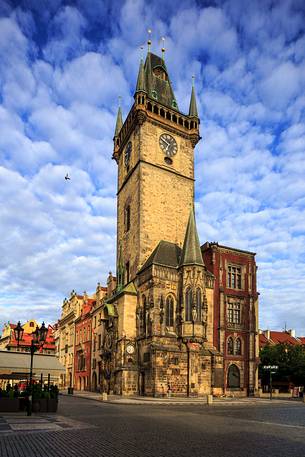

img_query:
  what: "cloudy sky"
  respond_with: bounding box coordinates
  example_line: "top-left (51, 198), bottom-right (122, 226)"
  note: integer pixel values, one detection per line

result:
top-left (0, 0), bottom-right (304, 335)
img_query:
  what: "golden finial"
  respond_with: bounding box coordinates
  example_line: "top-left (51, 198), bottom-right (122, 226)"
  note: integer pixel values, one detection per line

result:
top-left (147, 29), bottom-right (152, 51)
top-left (161, 37), bottom-right (165, 60)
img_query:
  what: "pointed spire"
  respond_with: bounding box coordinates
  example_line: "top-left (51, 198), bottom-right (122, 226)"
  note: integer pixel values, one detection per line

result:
top-left (188, 76), bottom-right (198, 117)
top-left (180, 208), bottom-right (204, 267)
top-left (114, 102), bottom-right (123, 137)
top-left (135, 58), bottom-right (146, 93)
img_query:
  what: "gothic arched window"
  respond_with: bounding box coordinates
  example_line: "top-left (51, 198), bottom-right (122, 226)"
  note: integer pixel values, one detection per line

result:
top-left (185, 287), bottom-right (193, 321)
top-left (227, 364), bottom-right (240, 389)
top-left (227, 337), bottom-right (234, 355)
top-left (165, 296), bottom-right (174, 327)
top-left (196, 288), bottom-right (202, 322)
top-left (235, 338), bottom-right (242, 355)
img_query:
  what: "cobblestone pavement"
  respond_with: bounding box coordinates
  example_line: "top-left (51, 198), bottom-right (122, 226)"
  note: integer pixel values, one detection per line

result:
top-left (0, 413), bottom-right (95, 435)
top-left (1, 396), bottom-right (305, 457)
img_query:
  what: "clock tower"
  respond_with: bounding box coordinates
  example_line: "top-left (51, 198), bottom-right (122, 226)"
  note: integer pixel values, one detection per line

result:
top-left (103, 46), bottom-right (224, 398)
top-left (113, 51), bottom-right (200, 285)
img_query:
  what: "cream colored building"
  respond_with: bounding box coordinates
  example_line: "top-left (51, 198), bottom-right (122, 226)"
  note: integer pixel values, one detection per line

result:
top-left (57, 290), bottom-right (81, 389)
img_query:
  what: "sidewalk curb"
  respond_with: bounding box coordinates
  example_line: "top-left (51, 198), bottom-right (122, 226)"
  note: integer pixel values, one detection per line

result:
top-left (60, 392), bottom-right (305, 407)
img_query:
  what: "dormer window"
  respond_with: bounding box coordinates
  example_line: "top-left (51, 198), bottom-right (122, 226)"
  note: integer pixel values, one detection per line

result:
top-left (151, 90), bottom-right (158, 100)
top-left (153, 66), bottom-right (168, 81)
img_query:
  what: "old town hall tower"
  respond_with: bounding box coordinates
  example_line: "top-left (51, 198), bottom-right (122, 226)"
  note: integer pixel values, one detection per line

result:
top-left (98, 46), bottom-right (259, 397)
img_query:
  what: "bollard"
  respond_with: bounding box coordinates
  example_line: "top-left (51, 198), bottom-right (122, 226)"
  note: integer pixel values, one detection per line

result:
top-left (102, 392), bottom-right (108, 401)
top-left (207, 394), bottom-right (213, 405)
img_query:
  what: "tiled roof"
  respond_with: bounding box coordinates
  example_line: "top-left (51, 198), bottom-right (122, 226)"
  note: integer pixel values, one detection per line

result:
top-left (259, 330), bottom-right (301, 348)
top-left (270, 331), bottom-right (300, 345)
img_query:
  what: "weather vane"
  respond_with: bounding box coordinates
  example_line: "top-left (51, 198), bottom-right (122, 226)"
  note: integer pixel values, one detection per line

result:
top-left (161, 37), bottom-right (165, 59)
top-left (147, 29), bottom-right (152, 51)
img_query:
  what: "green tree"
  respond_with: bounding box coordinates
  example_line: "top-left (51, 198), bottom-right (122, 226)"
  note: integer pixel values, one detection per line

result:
top-left (260, 344), bottom-right (305, 388)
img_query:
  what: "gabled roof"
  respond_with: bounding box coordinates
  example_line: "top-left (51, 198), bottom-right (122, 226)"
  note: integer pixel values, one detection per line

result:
top-left (138, 240), bottom-right (182, 273)
top-left (180, 209), bottom-right (204, 267)
top-left (259, 330), bottom-right (301, 348)
top-left (270, 331), bottom-right (300, 345)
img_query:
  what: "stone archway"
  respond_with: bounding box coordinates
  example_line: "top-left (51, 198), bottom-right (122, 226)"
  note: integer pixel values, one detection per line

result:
top-left (227, 364), bottom-right (240, 389)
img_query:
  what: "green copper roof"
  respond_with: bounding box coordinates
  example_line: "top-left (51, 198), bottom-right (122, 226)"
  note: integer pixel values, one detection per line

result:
top-left (114, 106), bottom-right (123, 137)
top-left (135, 58), bottom-right (146, 93)
top-left (104, 303), bottom-right (117, 317)
top-left (143, 52), bottom-right (178, 110)
top-left (180, 209), bottom-right (204, 267)
top-left (189, 85), bottom-right (198, 117)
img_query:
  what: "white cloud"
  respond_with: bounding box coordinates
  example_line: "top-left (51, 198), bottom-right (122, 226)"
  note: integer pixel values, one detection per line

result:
top-left (0, 0), bottom-right (305, 337)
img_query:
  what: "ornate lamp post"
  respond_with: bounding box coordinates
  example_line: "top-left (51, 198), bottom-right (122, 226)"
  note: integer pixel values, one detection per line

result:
top-left (14, 321), bottom-right (48, 416)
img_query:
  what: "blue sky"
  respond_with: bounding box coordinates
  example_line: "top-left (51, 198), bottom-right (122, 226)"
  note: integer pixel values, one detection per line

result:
top-left (0, 0), bottom-right (305, 334)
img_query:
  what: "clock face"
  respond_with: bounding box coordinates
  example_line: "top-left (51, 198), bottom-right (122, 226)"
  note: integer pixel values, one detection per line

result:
top-left (124, 142), bottom-right (132, 167)
top-left (126, 344), bottom-right (135, 355)
top-left (159, 134), bottom-right (178, 157)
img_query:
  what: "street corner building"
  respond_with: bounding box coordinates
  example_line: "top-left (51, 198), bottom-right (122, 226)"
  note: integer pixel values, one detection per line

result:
top-left (57, 48), bottom-right (260, 398)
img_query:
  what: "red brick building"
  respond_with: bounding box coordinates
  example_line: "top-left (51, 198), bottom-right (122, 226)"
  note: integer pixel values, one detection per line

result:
top-left (74, 297), bottom-right (95, 391)
top-left (202, 242), bottom-right (259, 395)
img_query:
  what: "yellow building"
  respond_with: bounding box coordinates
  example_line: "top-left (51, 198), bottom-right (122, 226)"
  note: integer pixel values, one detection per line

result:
top-left (56, 291), bottom-right (81, 389)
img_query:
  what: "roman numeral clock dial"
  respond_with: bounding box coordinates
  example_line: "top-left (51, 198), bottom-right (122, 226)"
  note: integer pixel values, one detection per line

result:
top-left (159, 133), bottom-right (178, 158)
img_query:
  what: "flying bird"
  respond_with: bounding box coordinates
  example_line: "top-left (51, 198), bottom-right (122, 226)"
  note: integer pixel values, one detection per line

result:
top-left (65, 173), bottom-right (70, 181)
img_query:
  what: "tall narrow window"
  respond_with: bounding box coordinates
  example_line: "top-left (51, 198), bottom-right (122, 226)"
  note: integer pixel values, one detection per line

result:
top-left (125, 261), bottom-right (130, 284)
top-left (165, 296), bottom-right (174, 327)
top-left (125, 205), bottom-right (131, 232)
top-left (235, 338), bottom-right (241, 355)
top-left (185, 287), bottom-right (193, 321)
top-left (228, 265), bottom-right (242, 289)
top-left (142, 295), bottom-right (146, 334)
top-left (196, 288), bottom-right (202, 322)
top-left (227, 337), bottom-right (234, 355)
top-left (227, 300), bottom-right (241, 324)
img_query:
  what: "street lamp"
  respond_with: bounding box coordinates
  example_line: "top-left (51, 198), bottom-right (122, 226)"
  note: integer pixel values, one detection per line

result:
top-left (15, 321), bottom-right (48, 416)
top-left (14, 321), bottom-right (24, 345)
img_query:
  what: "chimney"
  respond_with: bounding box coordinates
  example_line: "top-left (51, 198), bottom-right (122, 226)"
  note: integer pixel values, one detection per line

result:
top-left (263, 329), bottom-right (270, 339)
